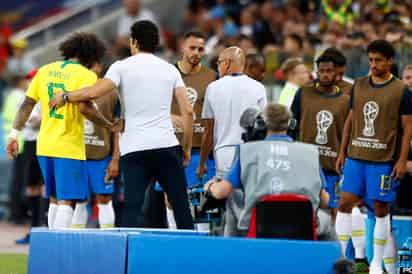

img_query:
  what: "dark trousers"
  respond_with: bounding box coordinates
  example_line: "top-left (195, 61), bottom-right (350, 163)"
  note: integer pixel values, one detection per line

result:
top-left (120, 146), bottom-right (193, 229)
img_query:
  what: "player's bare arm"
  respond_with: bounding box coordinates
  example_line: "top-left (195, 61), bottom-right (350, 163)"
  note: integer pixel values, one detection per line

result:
top-left (392, 115), bottom-right (412, 180)
top-left (78, 101), bottom-right (114, 128)
top-left (336, 110), bottom-right (352, 175)
top-left (6, 96), bottom-right (37, 159)
top-left (13, 97), bottom-right (37, 130)
top-left (197, 119), bottom-right (214, 179)
top-left (107, 131), bottom-right (120, 179)
top-left (174, 86), bottom-right (194, 167)
top-left (48, 78), bottom-right (116, 109)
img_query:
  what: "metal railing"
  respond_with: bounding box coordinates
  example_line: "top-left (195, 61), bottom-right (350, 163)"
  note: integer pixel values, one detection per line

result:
top-left (11, 0), bottom-right (122, 52)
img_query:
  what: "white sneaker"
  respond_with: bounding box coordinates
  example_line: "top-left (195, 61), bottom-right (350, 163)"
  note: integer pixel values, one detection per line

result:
top-left (369, 264), bottom-right (384, 274)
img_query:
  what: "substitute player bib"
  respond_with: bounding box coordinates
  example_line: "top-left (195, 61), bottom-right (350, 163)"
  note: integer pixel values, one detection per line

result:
top-left (299, 84), bottom-right (349, 172)
top-left (348, 76), bottom-right (404, 162)
top-left (172, 65), bottom-right (215, 148)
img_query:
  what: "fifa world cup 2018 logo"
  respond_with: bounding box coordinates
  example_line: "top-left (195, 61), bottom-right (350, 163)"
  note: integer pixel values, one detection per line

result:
top-left (362, 101), bottom-right (379, 137)
top-left (186, 87), bottom-right (198, 120)
top-left (315, 110), bottom-right (333, 145)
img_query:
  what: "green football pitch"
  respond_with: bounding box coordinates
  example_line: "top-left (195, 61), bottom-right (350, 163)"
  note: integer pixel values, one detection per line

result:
top-left (0, 254), bottom-right (27, 274)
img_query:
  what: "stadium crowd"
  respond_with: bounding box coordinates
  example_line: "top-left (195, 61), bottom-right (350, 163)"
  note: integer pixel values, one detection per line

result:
top-left (2, 1), bottom-right (412, 274)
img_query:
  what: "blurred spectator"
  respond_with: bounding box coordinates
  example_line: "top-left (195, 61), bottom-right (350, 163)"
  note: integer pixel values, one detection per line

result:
top-left (116, 0), bottom-right (159, 48)
top-left (341, 32), bottom-right (369, 78)
top-left (2, 74), bottom-right (29, 224)
top-left (278, 57), bottom-right (310, 108)
top-left (0, 20), bottom-right (12, 74)
top-left (245, 53), bottom-right (265, 82)
top-left (6, 39), bottom-right (37, 76)
top-left (402, 64), bottom-right (412, 90)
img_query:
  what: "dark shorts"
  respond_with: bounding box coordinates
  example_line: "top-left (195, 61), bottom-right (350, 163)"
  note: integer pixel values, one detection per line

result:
top-left (22, 141), bottom-right (42, 187)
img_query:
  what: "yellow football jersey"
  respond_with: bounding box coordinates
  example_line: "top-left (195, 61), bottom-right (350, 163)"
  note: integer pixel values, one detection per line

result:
top-left (26, 60), bottom-right (97, 160)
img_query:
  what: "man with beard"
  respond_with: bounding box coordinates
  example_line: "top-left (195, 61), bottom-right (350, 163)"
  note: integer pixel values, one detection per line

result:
top-left (148, 31), bottom-right (216, 228)
top-left (335, 40), bottom-right (412, 274)
top-left (291, 54), bottom-right (350, 222)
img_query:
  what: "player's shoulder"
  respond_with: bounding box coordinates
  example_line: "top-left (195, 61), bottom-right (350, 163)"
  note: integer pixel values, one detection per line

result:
top-left (353, 76), bottom-right (369, 86)
top-left (200, 65), bottom-right (217, 78)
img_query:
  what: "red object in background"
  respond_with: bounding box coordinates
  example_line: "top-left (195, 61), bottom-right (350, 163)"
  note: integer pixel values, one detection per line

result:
top-left (26, 68), bottom-right (38, 79)
top-left (0, 23), bottom-right (12, 73)
top-left (274, 68), bottom-right (284, 81)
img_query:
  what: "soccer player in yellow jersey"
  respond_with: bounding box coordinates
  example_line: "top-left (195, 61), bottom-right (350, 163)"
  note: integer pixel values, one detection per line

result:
top-left (6, 33), bottom-right (106, 229)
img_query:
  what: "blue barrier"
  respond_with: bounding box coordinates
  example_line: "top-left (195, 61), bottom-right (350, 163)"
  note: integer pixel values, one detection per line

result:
top-left (127, 234), bottom-right (341, 274)
top-left (28, 229), bottom-right (128, 274)
top-left (29, 228), bottom-right (340, 274)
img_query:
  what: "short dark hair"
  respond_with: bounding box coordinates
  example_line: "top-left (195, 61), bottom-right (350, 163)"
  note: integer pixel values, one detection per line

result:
top-left (245, 53), bottom-right (265, 67)
top-left (59, 32), bottom-right (106, 69)
top-left (322, 48), bottom-right (346, 67)
top-left (366, 39), bottom-right (395, 59)
top-left (184, 31), bottom-right (206, 40)
top-left (286, 33), bottom-right (303, 49)
top-left (316, 54), bottom-right (336, 67)
top-left (130, 20), bottom-right (159, 53)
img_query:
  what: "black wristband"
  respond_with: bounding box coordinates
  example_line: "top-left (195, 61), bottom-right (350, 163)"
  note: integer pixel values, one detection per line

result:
top-left (63, 92), bottom-right (69, 102)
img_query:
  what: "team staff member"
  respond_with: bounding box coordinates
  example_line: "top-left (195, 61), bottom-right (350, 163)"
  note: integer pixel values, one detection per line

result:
top-left (49, 20), bottom-right (194, 229)
top-left (291, 54), bottom-right (350, 218)
top-left (6, 33), bottom-right (106, 229)
top-left (335, 40), bottom-right (412, 274)
top-left (197, 46), bottom-right (267, 236)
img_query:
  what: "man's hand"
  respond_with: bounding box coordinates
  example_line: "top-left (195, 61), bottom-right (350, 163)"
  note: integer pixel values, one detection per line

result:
top-left (6, 138), bottom-right (18, 159)
top-left (196, 163), bottom-right (207, 180)
top-left (335, 154), bottom-right (346, 176)
top-left (203, 179), bottom-right (216, 193)
top-left (48, 92), bottom-right (65, 110)
top-left (406, 161), bottom-right (412, 174)
top-left (107, 158), bottom-right (120, 179)
top-left (392, 159), bottom-right (407, 181)
top-left (183, 149), bottom-right (191, 167)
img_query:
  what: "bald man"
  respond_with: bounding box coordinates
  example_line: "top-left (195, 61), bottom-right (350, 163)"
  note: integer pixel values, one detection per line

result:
top-left (245, 53), bottom-right (266, 82)
top-left (197, 46), bottom-right (267, 236)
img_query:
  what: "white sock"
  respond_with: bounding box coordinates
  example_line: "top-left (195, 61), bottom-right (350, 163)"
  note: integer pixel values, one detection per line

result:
top-left (351, 207), bottom-right (366, 259)
top-left (383, 232), bottom-right (397, 274)
top-left (167, 207), bottom-right (176, 229)
top-left (48, 203), bottom-right (58, 229)
top-left (371, 215), bottom-right (390, 269)
top-left (71, 201), bottom-right (88, 228)
top-left (54, 205), bottom-right (74, 229)
top-left (98, 201), bottom-right (115, 229)
top-left (336, 211), bottom-right (352, 256)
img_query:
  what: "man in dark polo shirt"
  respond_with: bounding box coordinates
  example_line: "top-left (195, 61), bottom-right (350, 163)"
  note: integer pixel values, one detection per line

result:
top-left (335, 40), bottom-right (412, 274)
top-left (291, 54), bottom-right (350, 220)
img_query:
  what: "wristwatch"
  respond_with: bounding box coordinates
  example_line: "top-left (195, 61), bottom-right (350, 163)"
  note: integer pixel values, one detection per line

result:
top-left (62, 92), bottom-right (69, 102)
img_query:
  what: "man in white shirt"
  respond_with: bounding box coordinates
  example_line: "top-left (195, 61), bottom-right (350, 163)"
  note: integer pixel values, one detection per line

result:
top-left (49, 20), bottom-right (194, 229)
top-left (197, 46), bottom-right (267, 236)
top-left (198, 46), bottom-right (267, 177)
top-left (278, 57), bottom-right (310, 108)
